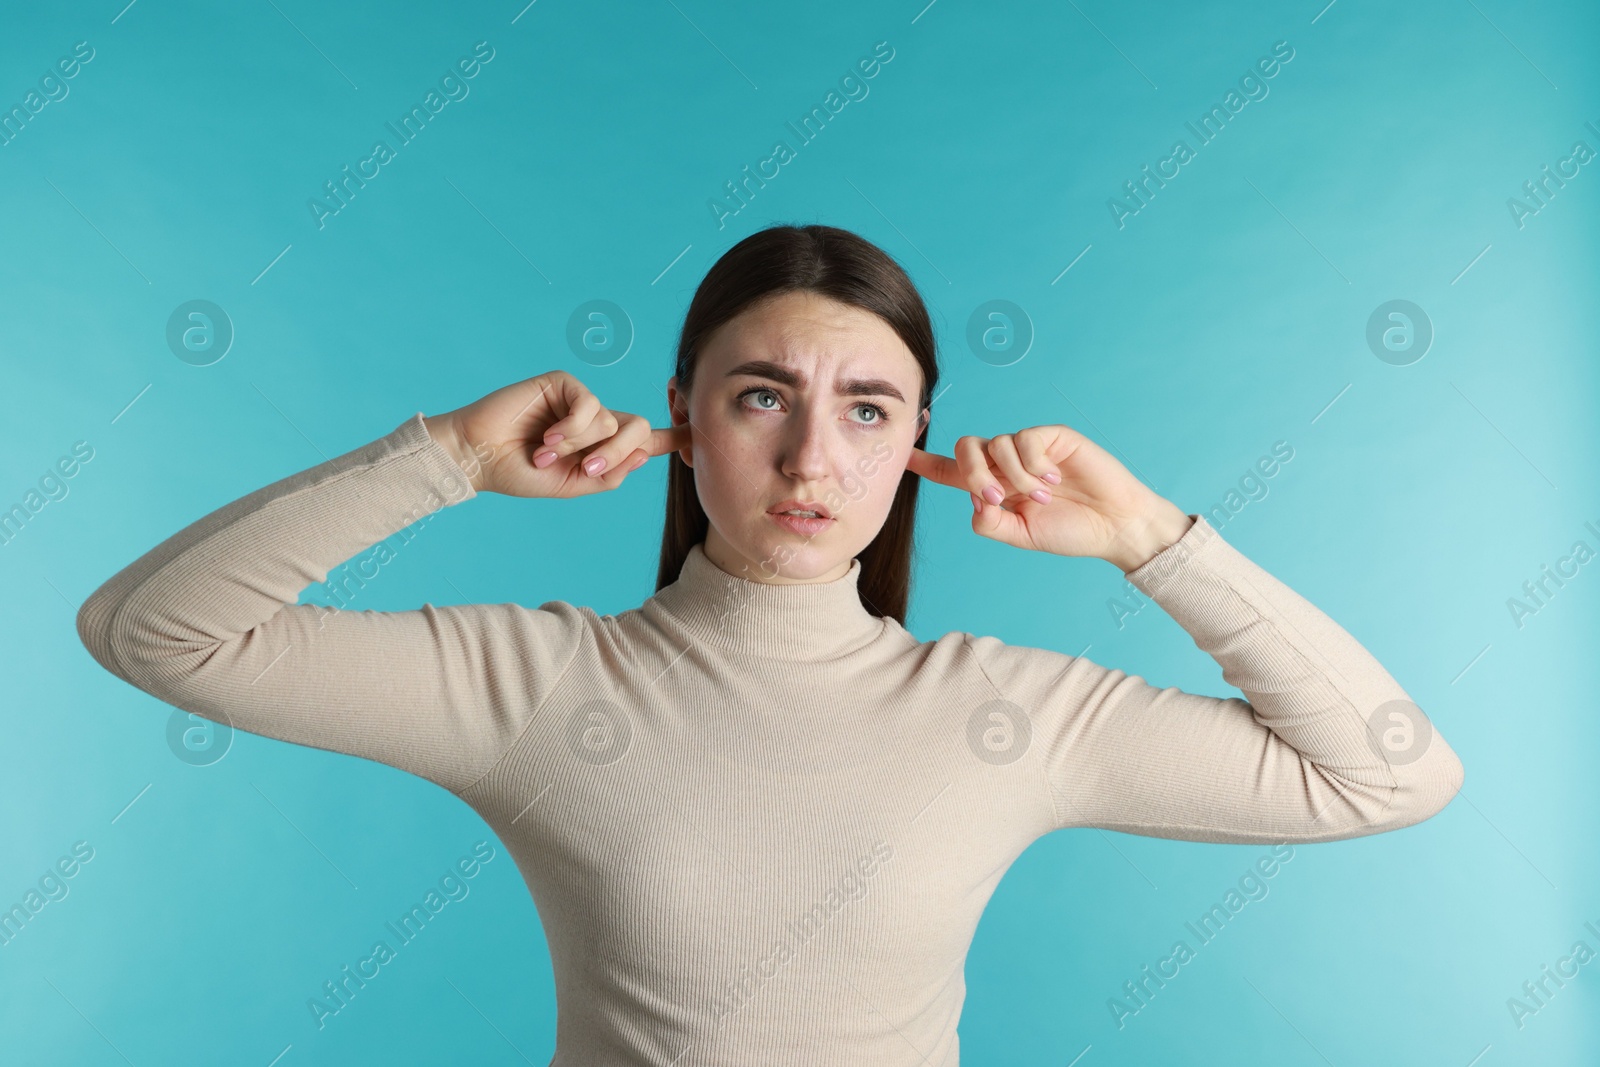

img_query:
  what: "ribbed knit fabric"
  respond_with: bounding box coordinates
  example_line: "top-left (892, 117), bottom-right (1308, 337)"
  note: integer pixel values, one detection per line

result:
top-left (77, 412), bottom-right (1464, 1066)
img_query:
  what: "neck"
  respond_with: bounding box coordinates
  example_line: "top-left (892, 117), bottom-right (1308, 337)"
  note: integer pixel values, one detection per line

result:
top-left (647, 542), bottom-right (885, 659)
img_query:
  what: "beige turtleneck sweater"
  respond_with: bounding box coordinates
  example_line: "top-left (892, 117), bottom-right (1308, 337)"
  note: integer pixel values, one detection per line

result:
top-left (76, 411), bottom-right (1463, 1065)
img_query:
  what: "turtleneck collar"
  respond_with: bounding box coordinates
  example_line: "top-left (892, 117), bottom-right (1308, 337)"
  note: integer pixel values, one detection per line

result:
top-left (646, 542), bottom-right (887, 660)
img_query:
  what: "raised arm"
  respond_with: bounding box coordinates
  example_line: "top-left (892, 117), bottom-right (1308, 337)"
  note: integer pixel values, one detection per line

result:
top-left (75, 412), bottom-right (589, 795)
top-left (909, 422), bottom-right (1463, 846)
top-left (967, 514), bottom-right (1464, 844)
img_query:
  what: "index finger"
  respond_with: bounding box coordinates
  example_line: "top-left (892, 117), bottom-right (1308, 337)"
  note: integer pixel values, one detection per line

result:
top-left (907, 446), bottom-right (963, 489)
top-left (646, 423), bottom-right (694, 457)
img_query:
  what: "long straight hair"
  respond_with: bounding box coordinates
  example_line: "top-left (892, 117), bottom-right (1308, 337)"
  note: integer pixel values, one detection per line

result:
top-left (654, 224), bottom-right (940, 626)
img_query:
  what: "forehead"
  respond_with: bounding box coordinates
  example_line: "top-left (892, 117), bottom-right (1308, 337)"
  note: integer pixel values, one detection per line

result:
top-left (702, 291), bottom-right (921, 391)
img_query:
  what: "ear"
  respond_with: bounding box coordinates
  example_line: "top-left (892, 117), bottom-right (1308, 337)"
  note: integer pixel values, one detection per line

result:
top-left (667, 376), bottom-right (694, 468)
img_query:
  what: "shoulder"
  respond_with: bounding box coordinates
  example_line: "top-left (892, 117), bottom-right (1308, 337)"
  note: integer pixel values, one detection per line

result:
top-left (878, 617), bottom-right (1058, 673)
top-left (884, 615), bottom-right (1066, 659)
top-left (954, 627), bottom-right (1105, 701)
top-left (876, 614), bottom-right (964, 654)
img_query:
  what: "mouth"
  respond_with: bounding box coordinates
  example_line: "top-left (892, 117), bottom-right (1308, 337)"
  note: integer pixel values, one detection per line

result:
top-left (768, 499), bottom-right (833, 534)
top-left (767, 499), bottom-right (833, 520)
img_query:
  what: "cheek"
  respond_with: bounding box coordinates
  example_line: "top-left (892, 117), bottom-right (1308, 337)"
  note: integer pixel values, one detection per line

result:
top-left (693, 447), bottom-right (741, 507)
top-left (690, 415), bottom-right (761, 514)
top-left (830, 439), bottom-right (904, 518)
top-left (700, 407), bottom-right (768, 462)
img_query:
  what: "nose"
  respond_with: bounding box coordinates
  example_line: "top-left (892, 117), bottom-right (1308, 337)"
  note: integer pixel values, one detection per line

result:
top-left (778, 403), bottom-right (834, 485)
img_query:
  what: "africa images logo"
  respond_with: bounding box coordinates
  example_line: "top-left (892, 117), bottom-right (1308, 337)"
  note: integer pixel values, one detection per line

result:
top-left (1106, 40), bottom-right (1295, 230)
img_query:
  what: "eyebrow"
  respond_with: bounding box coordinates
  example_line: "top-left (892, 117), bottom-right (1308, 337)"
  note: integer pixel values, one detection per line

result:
top-left (723, 360), bottom-right (908, 404)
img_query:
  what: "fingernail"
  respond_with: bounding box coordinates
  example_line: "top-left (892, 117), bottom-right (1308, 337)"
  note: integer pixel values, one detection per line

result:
top-left (1030, 489), bottom-right (1052, 505)
top-left (1042, 471), bottom-right (1061, 484)
top-left (545, 432), bottom-right (564, 444)
top-left (584, 455), bottom-right (607, 476)
top-left (534, 450), bottom-right (557, 468)
top-left (628, 455), bottom-right (647, 472)
top-left (971, 492), bottom-right (982, 512)
top-left (983, 485), bottom-right (1004, 506)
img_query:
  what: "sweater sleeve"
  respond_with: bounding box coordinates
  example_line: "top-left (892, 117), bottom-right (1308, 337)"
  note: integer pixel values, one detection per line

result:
top-left (965, 514), bottom-right (1464, 845)
top-left (75, 411), bottom-right (588, 796)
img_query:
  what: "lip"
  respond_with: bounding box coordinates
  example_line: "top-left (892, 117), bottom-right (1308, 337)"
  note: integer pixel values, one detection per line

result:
top-left (770, 512), bottom-right (832, 535)
top-left (767, 499), bottom-right (833, 519)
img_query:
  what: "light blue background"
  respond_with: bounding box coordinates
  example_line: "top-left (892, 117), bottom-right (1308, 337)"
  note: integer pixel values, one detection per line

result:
top-left (3, 0), bottom-right (1597, 1063)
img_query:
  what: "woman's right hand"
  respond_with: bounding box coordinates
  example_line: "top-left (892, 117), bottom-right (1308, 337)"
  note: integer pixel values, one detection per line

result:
top-left (423, 370), bottom-right (690, 499)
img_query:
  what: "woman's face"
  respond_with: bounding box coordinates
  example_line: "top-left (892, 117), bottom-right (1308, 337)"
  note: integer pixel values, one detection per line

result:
top-left (669, 290), bottom-right (930, 585)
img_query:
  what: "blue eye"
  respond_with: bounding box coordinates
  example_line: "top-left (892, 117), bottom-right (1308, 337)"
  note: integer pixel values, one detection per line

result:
top-left (741, 387), bottom-right (780, 410)
top-left (736, 387), bottom-right (890, 426)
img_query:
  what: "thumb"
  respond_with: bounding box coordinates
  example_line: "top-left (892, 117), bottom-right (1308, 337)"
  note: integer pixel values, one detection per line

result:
top-left (971, 493), bottom-right (1029, 549)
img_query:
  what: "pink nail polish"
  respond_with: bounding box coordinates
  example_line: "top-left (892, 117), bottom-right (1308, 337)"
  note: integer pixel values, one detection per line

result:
top-left (534, 450), bottom-right (557, 467)
top-left (983, 485), bottom-right (1004, 506)
top-left (545, 432), bottom-right (564, 444)
top-left (1030, 489), bottom-right (1051, 505)
top-left (1042, 471), bottom-right (1061, 484)
top-left (584, 456), bottom-right (607, 476)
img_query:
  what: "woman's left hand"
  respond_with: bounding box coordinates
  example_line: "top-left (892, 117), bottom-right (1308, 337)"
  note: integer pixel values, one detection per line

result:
top-left (907, 424), bottom-right (1193, 571)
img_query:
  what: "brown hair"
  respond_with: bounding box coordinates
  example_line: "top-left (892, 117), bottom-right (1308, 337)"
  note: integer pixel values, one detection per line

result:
top-left (655, 224), bottom-right (939, 625)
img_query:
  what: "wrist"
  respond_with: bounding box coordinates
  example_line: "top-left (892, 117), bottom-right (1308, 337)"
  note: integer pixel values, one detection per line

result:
top-left (422, 413), bottom-right (481, 491)
top-left (1105, 501), bottom-right (1194, 574)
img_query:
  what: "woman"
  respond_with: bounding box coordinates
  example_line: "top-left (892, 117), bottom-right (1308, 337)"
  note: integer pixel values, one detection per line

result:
top-left (78, 224), bottom-right (1463, 1064)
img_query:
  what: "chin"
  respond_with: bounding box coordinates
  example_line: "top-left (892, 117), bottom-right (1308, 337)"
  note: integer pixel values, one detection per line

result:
top-left (734, 524), bottom-right (854, 582)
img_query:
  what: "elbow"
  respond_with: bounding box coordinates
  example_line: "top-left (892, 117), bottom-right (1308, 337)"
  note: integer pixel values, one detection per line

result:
top-left (1439, 744), bottom-right (1465, 802)
top-left (1370, 737), bottom-right (1465, 832)
top-left (75, 583), bottom-right (179, 690)
top-left (76, 584), bottom-right (123, 678)
top-left (1426, 743), bottom-right (1466, 817)
top-left (1312, 735), bottom-right (1464, 840)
